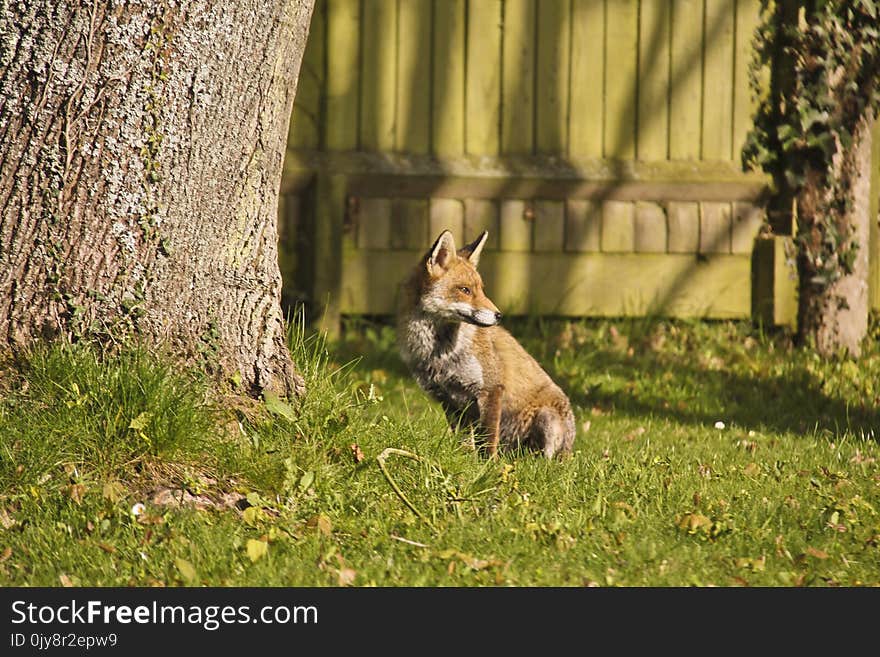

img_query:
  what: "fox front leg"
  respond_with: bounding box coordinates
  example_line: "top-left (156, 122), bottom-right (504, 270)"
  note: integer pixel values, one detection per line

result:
top-left (480, 384), bottom-right (505, 457)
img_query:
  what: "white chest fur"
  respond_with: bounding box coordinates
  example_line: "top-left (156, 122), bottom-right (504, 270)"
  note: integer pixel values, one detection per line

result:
top-left (399, 314), bottom-right (484, 394)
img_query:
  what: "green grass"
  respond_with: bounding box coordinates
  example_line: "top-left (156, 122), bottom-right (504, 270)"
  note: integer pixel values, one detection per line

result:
top-left (1, 315), bottom-right (878, 587)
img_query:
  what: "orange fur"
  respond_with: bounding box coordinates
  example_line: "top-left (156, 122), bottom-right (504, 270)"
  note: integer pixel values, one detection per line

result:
top-left (397, 230), bottom-right (575, 459)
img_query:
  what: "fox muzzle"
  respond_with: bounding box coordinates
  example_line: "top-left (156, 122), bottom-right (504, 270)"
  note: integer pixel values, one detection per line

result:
top-left (465, 309), bottom-right (502, 327)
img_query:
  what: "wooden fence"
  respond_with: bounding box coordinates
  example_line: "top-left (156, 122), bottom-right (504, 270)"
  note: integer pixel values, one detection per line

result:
top-left (277, 0), bottom-right (879, 333)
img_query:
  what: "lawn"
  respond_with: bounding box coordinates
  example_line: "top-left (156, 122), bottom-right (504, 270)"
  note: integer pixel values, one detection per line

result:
top-left (0, 314), bottom-right (878, 587)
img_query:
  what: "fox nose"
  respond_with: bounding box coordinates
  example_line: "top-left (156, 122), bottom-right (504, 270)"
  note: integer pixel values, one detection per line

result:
top-left (494, 312), bottom-right (502, 323)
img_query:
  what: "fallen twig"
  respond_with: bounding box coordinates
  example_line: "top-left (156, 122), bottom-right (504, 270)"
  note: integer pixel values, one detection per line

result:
top-left (377, 447), bottom-right (436, 531)
top-left (389, 534), bottom-right (430, 548)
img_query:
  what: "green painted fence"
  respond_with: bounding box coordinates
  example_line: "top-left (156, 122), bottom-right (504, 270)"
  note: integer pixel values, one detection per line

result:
top-left (277, 0), bottom-right (835, 333)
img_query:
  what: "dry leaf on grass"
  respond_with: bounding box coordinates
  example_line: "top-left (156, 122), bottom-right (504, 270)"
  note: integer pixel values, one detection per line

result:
top-left (246, 539), bottom-right (268, 563)
top-left (0, 509), bottom-right (15, 530)
top-left (677, 512), bottom-right (712, 533)
top-left (306, 514), bottom-right (332, 536)
top-left (437, 549), bottom-right (504, 571)
top-left (805, 546), bottom-right (829, 560)
top-left (242, 506), bottom-right (262, 526)
top-left (333, 553), bottom-right (356, 586)
top-left (337, 567), bottom-right (356, 586)
top-left (67, 484), bottom-right (87, 505)
top-left (102, 481), bottom-right (126, 502)
top-left (175, 557), bottom-right (198, 584)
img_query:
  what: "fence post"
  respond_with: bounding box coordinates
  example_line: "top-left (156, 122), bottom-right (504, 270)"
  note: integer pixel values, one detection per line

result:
top-left (312, 173), bottom-right (347, 338)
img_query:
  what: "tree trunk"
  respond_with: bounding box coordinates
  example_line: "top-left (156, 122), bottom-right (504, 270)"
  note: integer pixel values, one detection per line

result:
top-left (0, 0), bottom-right (314, 397)
top-left (797, 112), bottom-right (874, 357)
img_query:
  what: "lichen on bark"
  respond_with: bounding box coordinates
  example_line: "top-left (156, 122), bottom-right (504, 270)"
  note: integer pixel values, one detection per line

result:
top-left (0, 0), bottom-right (315, 397)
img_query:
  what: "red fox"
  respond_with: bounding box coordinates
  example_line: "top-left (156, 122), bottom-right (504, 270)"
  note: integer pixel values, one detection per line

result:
top-left (397, 229), bottom-right (575, 459)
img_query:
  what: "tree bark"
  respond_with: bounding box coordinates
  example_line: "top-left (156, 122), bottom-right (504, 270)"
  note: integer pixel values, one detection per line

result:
top-left (0, 0), bottom-right (314, 396)
top-left (797, 112), bottom-right (874, 358)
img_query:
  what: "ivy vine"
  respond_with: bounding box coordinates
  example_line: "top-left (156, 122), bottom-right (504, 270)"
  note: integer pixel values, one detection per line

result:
top-left (743, 0), bottom-right (880, 291)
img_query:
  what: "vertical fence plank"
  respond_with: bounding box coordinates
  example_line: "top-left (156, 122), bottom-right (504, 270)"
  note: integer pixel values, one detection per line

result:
top-left (391, 199), bottom-right (429, 249)
top-left (669, 0), bottom-right (703, 159)
top-left (357, 198), bottom-right (392, 249)
top-left (314, 174), bottom-right (348, 336)
top-left (289, 0), bottom-right (326, 150)
top-left (667, 201), bottom-right (700, 253)
top-left (565, 200), bottom-right (601, 252)
top-left (500, 200), bottom-right (532, 251)
top-left (569, 0), bottom-right (604, 158)
top-left (533, 201), bottom-right (565, 252)
top-left (433, 0), bottom-right (466, 156)
top-left (700, 202), bottom-right (732, 253)
top-left (536, 0), bottom-right (570, 154)
top-left (702, 0), bottom-right (735, 160)
top-left (604, 0), bottom-right (639, 159)
top-left (397, 0), bottom-right (432, 153)
top-left (429, 198), bottom-right (465, 246)
top-left (361, 0), bottom-right (398, 151)
top-left (733, 0), bottom-right (761, 158)
top-left (601, 201), bottom-right (635, 253)
top-left (637, 0), bottom-right (671, 160)
top-left (325, 0), bottom-right (360, 150)
top-left (464, 199), bottom-right (500, 248)
top-left (466, 0), bottom-right (502, 155)
top-left (634, 202), bottom-right (667, 252)
top-left (501, 0), bottom-right (535, 154)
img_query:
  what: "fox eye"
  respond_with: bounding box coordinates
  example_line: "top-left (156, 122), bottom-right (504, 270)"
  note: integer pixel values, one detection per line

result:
top-left (459, 286), bottom-right (471, 296)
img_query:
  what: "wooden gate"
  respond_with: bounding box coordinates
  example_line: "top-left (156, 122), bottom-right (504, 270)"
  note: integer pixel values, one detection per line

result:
top-left (278, 0), bottom-right (807, 334)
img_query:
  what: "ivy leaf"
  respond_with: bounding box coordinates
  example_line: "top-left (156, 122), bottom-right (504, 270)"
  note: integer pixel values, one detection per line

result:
top-left (784, 169), bottom-right (805, 189)
top-left (777, 124), bottom-right (798, 145)
top-left (806, 131), bottom-right (835, 157)
top-left (800, 108), bottom-right (829, 131)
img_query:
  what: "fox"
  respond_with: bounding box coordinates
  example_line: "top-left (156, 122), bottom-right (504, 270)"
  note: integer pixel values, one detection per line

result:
top-left (396, 229), bottom-right (575, 459)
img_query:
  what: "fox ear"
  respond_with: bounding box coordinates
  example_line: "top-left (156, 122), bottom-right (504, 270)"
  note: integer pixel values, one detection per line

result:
top-left (427, 230), bottom-right (456, 275)
top-left (458, 231), bottom-right (488, 268)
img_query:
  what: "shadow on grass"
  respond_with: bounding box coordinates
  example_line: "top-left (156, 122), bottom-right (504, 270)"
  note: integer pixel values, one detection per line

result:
top-left (540, 323), bottom-right (880, 441)
top-left (330, 316), bottom-right (411, 379)
top-left (330, 316), bottom-right (879, 442)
